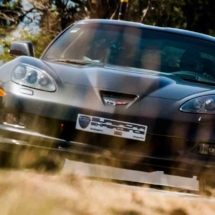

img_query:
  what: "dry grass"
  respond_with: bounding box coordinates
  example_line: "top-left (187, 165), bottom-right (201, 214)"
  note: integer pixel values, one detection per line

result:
top-left (0, 170), bottom-right (214, 215)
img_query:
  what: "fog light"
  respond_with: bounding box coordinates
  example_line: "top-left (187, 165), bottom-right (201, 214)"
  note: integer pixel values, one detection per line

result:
top-left (199, 143), bottom-right (215, 156)
top-left (4, 113), bottom-right (27, 128)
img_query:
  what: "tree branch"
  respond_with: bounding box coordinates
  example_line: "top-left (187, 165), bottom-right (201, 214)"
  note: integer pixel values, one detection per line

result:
top-left (141, 0), bottom-right (152, 23)
top-left (110, 2), bottom-right (120, 19)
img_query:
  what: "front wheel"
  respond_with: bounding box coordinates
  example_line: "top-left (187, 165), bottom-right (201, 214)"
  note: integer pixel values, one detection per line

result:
top-left (0, 151), bottom-right (15, 168)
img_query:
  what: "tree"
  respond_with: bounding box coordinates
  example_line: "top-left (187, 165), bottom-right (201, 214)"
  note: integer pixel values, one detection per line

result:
top-left (0, 0), bottom-right (41, 32)
top-left (129, 0), bottom-right (215, 36)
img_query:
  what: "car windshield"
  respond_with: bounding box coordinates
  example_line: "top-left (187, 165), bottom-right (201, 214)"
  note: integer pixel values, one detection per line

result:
top-left (43, 23), bottom-right (215, 84)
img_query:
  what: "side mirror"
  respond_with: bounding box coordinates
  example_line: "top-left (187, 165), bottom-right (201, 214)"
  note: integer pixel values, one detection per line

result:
top-left (10, 41), bottom-right (34, 57)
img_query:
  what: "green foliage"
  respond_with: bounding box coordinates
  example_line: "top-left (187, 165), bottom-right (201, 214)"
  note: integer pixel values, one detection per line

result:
top-left (0, 39), bottom-right (13, 63)
top-left (138, 0), bottom-right (215, 36)
top-left (0, 29), bottom-right (57, 64)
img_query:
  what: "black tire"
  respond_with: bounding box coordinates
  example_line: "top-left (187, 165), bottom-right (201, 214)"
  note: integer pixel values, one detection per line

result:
top-left (0, 151), bottom-right (12, 168)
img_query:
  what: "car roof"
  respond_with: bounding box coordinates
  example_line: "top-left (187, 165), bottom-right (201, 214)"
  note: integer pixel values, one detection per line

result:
top-left (76, 19), bottom-right (215, 43)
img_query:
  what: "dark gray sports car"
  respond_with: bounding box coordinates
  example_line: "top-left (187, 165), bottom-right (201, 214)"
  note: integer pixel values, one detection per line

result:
top-left (1, 19), bottom-right (215, 191)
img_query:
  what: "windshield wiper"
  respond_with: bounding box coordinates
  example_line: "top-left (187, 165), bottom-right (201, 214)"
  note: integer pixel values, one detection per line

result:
top-left (49, 59), bottom-right (98, 65)
top-left (173, 73), bottom-right (215, 86)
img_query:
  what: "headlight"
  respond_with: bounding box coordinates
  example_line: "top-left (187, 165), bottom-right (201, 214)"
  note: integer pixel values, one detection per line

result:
top-left (180, 95), bottom-right (215, 114)
top-left (12, 64), bottom-right (56, 91)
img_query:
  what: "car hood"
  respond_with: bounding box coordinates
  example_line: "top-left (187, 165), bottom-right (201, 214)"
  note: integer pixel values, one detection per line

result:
top-left (45, 61), bottom-right (213, 100)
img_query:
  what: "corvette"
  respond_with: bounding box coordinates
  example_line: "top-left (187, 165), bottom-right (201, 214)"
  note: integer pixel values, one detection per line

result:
top-left (1, 19), bottom-right (215, 192)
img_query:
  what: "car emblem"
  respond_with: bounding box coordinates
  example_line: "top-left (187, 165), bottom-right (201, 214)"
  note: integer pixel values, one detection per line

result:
top-left (78, 115), bottom-right (91, 129)
top-left (104, 98), bottom-right (128, 106)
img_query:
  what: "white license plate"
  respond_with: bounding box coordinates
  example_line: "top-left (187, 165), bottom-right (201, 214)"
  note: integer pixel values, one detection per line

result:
top-left (76, 114), bottom-right (147, 141)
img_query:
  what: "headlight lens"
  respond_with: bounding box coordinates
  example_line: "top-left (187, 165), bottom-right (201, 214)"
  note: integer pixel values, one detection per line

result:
top-left (26, 70), bottom-right (38, 84)
top-left (13, 65), bottom-right (27, 80)
top-left (12, 64), bottom-right (56, 91)
top-left (180, 95), bottom-right (215, 114)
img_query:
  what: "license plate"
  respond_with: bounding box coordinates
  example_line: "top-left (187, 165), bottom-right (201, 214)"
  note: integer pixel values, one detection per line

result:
top-left (76, 114), bottom-right (147, 141)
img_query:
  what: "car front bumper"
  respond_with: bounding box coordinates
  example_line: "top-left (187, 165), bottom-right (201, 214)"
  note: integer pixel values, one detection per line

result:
top-left (0, 123), bottom-right (215, 178)
top-left (1, 81), bottom-right (215, 176)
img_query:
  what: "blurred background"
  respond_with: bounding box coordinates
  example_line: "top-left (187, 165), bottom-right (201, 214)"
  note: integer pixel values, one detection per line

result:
top-left (0, 0), bottom-right (215, 65)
